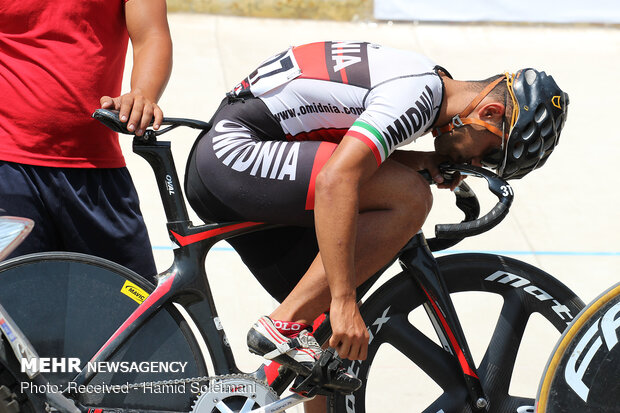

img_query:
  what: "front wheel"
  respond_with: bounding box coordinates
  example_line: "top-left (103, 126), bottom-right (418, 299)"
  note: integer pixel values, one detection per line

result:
top-left (329, 253), bottom-right (584, 413)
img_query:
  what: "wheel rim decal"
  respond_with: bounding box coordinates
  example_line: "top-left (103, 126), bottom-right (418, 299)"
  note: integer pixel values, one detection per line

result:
top-left (536, 283), bottom-right (620, 412)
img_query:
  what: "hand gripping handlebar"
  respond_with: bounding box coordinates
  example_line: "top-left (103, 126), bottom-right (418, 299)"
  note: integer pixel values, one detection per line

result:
top-left (432, 164), bottom-right (514, 240)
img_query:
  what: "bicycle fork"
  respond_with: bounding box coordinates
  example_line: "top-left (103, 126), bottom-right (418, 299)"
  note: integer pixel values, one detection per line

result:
top-left (400, 233), bottom-right (489, 411)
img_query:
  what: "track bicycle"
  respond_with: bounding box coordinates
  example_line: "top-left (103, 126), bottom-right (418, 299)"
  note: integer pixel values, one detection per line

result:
top-left (0, 109), bottom-right (586, 413)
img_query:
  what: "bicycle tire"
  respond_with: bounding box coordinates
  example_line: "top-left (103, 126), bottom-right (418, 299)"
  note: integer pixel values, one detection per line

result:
top-left (536, 282), bottom-right (620, 413)
top-left (328, 253), bottom-right (584, 413)
top-left (0, 252), bottom-right (207, 412)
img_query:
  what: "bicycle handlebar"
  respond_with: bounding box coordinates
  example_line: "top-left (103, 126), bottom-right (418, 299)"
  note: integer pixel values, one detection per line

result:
top-left (423, 164), bottom-right (513, 248)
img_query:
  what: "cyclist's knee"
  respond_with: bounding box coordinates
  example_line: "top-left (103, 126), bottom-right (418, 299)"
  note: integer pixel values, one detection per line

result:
top-left (397, 171), bottom-right (433, 232)
top-left (415, 172), bottom-right (433, 213)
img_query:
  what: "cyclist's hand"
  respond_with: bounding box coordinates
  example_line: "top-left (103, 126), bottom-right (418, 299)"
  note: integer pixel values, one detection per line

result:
top-left (436, 171), bottom-right (463, 191)
top-left (100, 90), bottom-right (163, 136)
top-left (329, 298), bottom-right (369, 360)
top-left (418, 152), bottom-right (463, 191)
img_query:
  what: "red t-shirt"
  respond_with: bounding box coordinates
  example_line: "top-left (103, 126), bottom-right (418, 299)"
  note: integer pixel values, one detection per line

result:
top-left (0, 0), bottom-right (129, 168)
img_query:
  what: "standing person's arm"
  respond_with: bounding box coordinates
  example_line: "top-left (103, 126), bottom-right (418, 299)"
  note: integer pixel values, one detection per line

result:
top-left (100, 0), bottom-right (173, 135)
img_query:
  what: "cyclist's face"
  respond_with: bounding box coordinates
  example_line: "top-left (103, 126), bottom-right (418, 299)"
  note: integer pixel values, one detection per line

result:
top-left (434, 126), bottom-right (503, 166)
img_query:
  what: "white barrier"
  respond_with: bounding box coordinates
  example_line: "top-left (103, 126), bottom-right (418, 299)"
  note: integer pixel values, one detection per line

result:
top-left (374, 0), bottom-right (620, 24)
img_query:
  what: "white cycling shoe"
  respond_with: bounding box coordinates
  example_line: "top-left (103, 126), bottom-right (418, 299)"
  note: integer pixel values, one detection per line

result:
top-left (247, 316), bottom-right (361, 394)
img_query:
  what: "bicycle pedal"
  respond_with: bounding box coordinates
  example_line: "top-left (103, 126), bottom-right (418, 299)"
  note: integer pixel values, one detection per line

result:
top-left (290, 348), bottom-right (361, 396)
top-left (290, 374), bottom-right (330, 397)
top-left (318, 347), bottom-right (337, 368)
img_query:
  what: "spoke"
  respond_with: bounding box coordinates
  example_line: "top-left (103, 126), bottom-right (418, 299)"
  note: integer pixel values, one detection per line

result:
top-left (478, 293), bottom-right (530, 394)
top-left (215, 401), bottom-right (235, 413)
top-left (381, 314), bottom-right (465, 392)
top-left (239, 398), bottom-right (256, 413)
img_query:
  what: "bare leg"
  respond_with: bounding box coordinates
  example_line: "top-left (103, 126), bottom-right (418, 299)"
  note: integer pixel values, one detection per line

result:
top-left (304, 395), bottom-right (327, 413)
top-left (271, 160), bottom-right (431, 413)
top-left (271, 159), bottom-right (432, 324)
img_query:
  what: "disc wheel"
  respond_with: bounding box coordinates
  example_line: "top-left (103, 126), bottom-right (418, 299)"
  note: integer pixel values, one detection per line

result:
top-left (0, 252), bottom-right (207, 411)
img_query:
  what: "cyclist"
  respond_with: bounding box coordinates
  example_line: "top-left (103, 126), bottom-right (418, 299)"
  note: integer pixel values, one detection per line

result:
top-left (185, 41), bottom-right (569, 393)
top-left (0, 0), bottom-right (172, 280)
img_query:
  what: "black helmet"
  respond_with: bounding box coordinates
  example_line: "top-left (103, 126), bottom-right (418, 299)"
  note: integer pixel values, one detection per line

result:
top-left (491, 69), bottom-right (569, 179)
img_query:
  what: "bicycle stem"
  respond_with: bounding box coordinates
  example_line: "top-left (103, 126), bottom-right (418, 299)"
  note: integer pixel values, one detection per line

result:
top-left (399, 232), bottom-right (489, 411)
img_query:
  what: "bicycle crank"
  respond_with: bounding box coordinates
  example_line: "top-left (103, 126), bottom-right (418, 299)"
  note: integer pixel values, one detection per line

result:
top-left (190, 374), bottom-right (278, 413)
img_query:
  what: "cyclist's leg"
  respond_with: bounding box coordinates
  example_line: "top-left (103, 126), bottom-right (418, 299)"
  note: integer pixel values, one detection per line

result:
top-left (188, 125), bottom-right (430, 324)
top-left (225, 226), bottom-right (318, 303)
top-left (270, 159), bottom-right (431, 325)
top-left (186, 98), bottom-right (431, 323)
top-left (186, 96), bottom-right (431, 395)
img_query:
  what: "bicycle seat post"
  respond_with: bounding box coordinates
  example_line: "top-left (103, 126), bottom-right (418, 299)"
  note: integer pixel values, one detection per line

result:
top-left (132, 133), bottom-right (190, 225)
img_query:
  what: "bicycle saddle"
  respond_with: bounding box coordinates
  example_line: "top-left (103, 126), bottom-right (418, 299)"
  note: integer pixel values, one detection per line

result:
top-left (92, 109), bottom-right (135, 134)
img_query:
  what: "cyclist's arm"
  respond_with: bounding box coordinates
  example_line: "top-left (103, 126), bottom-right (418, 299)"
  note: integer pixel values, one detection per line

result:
top-left (314, 135), bottom-right (377, 360)
top-left (100, 0), bottom-right (172, 135)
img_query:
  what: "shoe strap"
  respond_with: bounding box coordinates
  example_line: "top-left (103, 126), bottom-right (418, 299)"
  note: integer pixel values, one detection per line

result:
top-left (263, 337), bottom-right (302, 360)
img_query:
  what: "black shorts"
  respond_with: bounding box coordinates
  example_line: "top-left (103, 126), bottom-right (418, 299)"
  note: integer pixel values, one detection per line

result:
top-left (185, 97), bottom-right (336, 301)
top-left (0, 162), bottom-right (157, 280)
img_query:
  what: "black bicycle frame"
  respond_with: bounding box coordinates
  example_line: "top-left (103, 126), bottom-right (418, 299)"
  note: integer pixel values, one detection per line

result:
top-left (72, 111), bottom-right (498, 410)
top-left (400, 234), bottom-right (488, 409)
top-left (72, 137), bottom-right (277, 389)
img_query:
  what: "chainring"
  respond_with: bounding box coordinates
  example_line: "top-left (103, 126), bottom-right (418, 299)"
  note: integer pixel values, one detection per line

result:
top-left (190, 374), bottom-right (278, 413)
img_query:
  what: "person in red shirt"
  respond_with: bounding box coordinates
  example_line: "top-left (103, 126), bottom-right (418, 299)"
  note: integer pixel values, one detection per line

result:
top-left (0, 0), bottom-right (172, 279)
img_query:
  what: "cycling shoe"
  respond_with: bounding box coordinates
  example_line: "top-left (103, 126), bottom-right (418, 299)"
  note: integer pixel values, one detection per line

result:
top-left (247, 316), bottom-right (361, 394)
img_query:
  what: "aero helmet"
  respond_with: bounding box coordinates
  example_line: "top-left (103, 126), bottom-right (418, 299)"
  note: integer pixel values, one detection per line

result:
top-left (495, 69), bottom-right (569, 179)
top-left (433, 69), bottom-right (569, 180)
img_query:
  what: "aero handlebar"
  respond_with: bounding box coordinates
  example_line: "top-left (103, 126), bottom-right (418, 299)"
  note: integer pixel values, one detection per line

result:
top-left (422, 164), bottom-right (513, 251)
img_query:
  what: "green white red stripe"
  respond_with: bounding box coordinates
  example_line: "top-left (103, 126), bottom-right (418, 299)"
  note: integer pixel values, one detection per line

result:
top-left (347, 120), bottom-right (389, 165)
